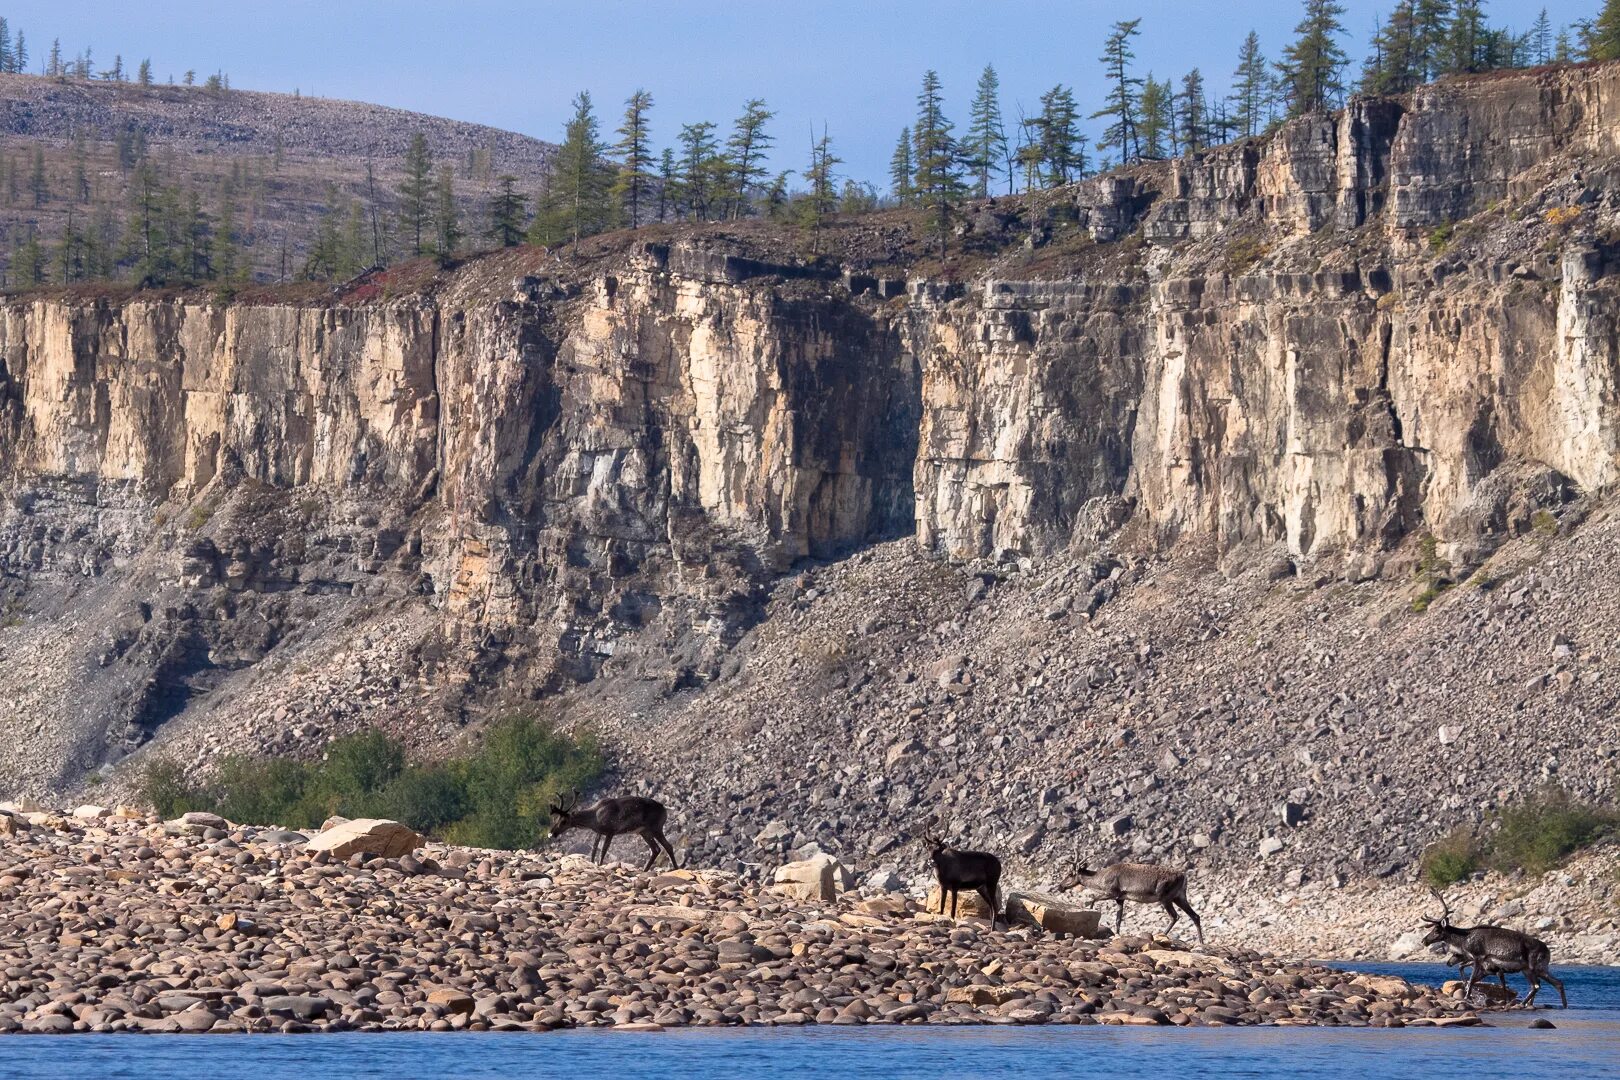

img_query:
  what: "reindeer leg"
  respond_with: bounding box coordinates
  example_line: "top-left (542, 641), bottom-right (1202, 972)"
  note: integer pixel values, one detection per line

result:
top-left (1522, 972), bottom-right (1540, 1008)
top-left (1542, 971), bottom-right (1566, 1009)
top-left (600, 831), bottom-right (617, 865)
top-left (978, 885), bottom-right (997, 930)
top-left (1177, 899), bottom-right (1205, 945)
top-left (1464, 964), bottom-right (1483, 1004)
top-left (1115, 897), bottom-right (1127, 936)
top-left (1161, 898), bottom-right (1179, 937)
top-left (654, 829), bottom-right (679, 869)
top-left (640, 830), bottom-right (660, 871)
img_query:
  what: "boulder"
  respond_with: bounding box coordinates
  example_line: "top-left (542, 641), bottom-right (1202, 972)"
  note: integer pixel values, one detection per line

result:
top-left (925, 884), bottom-right (994, 919)
top-left (72, 805), bottom-right (110, 820)
top-left (172, 811), bottom-right (229, 831)
top-left (1004, 891), bottom-right (1103, 937)
top-left (1442, 979), bottom-right (1517, 1006)
top-left (305, 818), bottom-right (421, 859)
top-left (772, 854), bottom-right (845, 903)
top-left (0, 810), bottom-right (26, 836)
top-left (427, 989), bottom-right (475, 1015)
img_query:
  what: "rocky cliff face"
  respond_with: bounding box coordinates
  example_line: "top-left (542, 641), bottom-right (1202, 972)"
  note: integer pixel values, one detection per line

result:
top-left (3, 64), bottom-right (1620, 810)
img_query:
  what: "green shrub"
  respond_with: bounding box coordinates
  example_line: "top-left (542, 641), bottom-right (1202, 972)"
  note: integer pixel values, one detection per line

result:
top-left (135, 716), bottom-right (602, 848)
top-left (140, 760), bottom-right (213, 819)
top-left (1428, 221), bottom-right (1455, 253)
top-left (1488, 785), bottom-right (1615, 875)
top-left (1422, 828), bottom-right (1482, 887)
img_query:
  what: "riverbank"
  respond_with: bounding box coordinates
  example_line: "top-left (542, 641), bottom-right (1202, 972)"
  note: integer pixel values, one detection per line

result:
top-left (0, 808), bottom-right (1484, 1034)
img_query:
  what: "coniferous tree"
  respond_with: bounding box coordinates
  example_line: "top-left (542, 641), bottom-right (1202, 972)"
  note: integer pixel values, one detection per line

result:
top-left (434, 165), bottom-right (459, 259)
top-left (14, 230), bottom-right (44, 287)
top-left (724, 98), bottom-right (774, 218)
top-left (611, 89), bottom-right (655, 228)
top-left (1138, 76), bottom-right (1173, 158)
top-left (677, 121), bottom-right (725, 220)
top-left (911, 70), bottom-right (961, 253)
top-left (138, 58), bottom-right (152, 86)
top-left (1231, 31), bottom-right (1270, 138)
top-left (1444, 0), bottom-right (1489, 73)
top-left (1529, 9), bottom-right (1553, 63)
top-left (1177, 69), bottom-right (1209, 153)
top-left (800, 125), bottom-right (840, 245)
top-left (1034, 85), bottom-right (1082, 184)
top-left (1412, 0), bottom-right (1452, 80)
top-left (888, 127), bottom-right (913, 205)
top-left (0, 18), bottom-right (11, 74)
top-left (1363, 1), bottom-right (1423, 94)
top-left (28, 147), bottom-right (46, 207)
top-left (532, 91), bottom-right (610, 245)
top-left (487, 175), bottom-right (529, 247)
top-left (396, 133), bottom-right (434, 257)
top-left (10, 31), bottom-right (22, 74)
top-left (656, 147), bottom-right (678, 221)
top-left (1093, 20), bottom-right (1144, 164)
top-left (1593, 0), bottom-right (1620, 60)
top-left (1280, 0), bottom-right (1349, 115)
top-left (964, 64), bottom-right (1009, 198)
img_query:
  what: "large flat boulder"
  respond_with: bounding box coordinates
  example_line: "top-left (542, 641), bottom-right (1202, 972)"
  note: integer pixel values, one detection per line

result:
top-left (772, 854), bottom-right (845, 903)
top-left (305, 818), bottom-right (421, 859)
top-left (925, 884), bottom-right (994, 919)
top-left (1004, 890), bottom-right (1103, 937)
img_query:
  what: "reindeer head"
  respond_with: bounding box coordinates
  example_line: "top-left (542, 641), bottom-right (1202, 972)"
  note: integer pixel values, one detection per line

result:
top-left (1058, 861), bottom-right (1096, 893)
top-left (916, 827), bottom-right (940, 853)
top-left (547, 790), bottom-right (580, 838)
top-left (1420, 887), bottom-right (1458, 947)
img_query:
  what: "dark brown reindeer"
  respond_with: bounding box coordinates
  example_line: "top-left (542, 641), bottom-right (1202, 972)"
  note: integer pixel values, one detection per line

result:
top-left (1420, 889), bottom-right (1567, 1008)
top-left (548, 791), bottom-right (678, 870)
top-left (1060, 861), bottom-right (1204, 944)
top-left (919, 829), bottom-right (1003, 929)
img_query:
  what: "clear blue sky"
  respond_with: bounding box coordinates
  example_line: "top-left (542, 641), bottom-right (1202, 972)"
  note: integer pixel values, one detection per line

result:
top-left (2, 1), bottom-right (1588, 185)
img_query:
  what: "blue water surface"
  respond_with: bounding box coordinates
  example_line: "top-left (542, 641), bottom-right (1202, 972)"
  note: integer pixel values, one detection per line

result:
top-left (1, 963), bottom-right (1614, 1080)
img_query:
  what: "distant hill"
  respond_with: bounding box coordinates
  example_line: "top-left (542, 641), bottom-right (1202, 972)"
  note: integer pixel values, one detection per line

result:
top-left (0, 72), bottom-right (556, 284)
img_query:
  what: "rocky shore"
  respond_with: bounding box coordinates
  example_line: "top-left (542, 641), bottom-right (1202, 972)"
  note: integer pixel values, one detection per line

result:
top-left (0, 808), bottom-right (1487, 1035)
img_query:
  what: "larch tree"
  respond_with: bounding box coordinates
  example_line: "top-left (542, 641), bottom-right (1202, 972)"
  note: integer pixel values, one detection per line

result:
top-left (911, 70), bottom-right (962, 253)
top-left (138, 58), bottom-right (152, 86)
top-left (1176, 69), bottom-right (1209, 153)
top-left (1530, 9), bottom-right (1553, 64)
top-left (724, 99), bottom-right (774, 218)
top-left (434, 165), bottom-right (459, 260)
top-left (534, 91), bottom-right (611, 246)
top-left (1093, 19), bottom-right (1144, 165)
top-left (964, 64), bottom-right (1009, 198)
top-left (1280, 0), bottom-right (1349, 115)
top-left (888, 127), bottom-right (913, 205)
top-left (1591, 0), bottom-right (1620, 60)
top-left (799, 124), bottom-right (840, 248)
top-left (1138, 76), bottom-right (1172, 158)
top-left (486, 175), bottom-right (529, 247)
top-left (611, 89), bottom-right (655, 228)
top-left (1231, 31), bottom-right (1270, 138)
top-left (1035, 85), bottom-right (1081, 184)
top-left (677, 121), bottom-right (725, 220)
top-left (1362, 1), bottom-right (1423, 94)
top-left (397, 132), bottom-right (435, 257)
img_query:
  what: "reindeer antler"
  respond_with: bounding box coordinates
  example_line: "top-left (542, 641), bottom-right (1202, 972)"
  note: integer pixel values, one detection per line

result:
top-left (1427, 885), bottom-right (1454, 924)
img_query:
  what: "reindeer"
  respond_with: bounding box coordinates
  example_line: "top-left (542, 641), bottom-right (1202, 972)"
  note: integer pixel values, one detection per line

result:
top-left (1060, 861), bottom-right (1203, 944)
top-left (919, 829), bottom-right (1003, 929)
top-left (1420, 889), bottom-right (1567, 1008)
top-left (547, 791), bottom-right (678, 870)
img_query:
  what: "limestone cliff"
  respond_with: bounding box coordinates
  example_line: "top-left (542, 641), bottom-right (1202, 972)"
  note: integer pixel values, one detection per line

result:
top-left (3, 63), bottom-right (1620, 794)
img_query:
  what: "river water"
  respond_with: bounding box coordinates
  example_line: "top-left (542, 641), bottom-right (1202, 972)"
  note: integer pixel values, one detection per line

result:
top-left (4, 963), bottom-right (1614, 1079)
